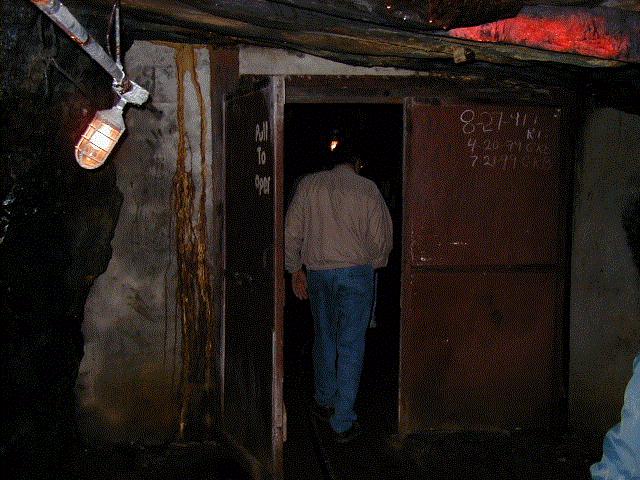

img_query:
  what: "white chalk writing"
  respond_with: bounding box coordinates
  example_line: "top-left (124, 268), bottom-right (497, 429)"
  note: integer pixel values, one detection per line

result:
top-left (459, 108), bottom-right (554, 172)
top-left (459, 109), bottom-right (541, 136)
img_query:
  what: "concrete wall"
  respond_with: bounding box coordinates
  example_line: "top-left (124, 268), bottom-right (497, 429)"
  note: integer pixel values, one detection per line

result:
top-left (239, 45), bottom-right (424, 76)
top-left (570, 108), bottom-right (640, 434)
top-left (77, 42), bottom-right (212, 444)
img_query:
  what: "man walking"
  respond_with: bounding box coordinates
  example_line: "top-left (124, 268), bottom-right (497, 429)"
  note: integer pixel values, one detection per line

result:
top-left (284, 147), bottom-right (392, 443)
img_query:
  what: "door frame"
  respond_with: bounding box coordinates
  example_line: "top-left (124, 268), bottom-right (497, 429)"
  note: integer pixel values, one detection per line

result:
top-left (282, 76), bottom-right (574, 434)
top-left (217, 74), bottom-right (576, 477)
top-left (221, 76), bottom-right (285, 479)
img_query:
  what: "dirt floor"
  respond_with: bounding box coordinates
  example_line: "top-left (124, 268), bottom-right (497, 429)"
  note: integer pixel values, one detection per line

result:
top-left (57, 441), bottom-right (250, 480)
top-left (397, 430), bottom-right (602, 480)
top-left (54, 428), bottom-right (602, 480)
top-left (315, 426), bottom-right (602, 480)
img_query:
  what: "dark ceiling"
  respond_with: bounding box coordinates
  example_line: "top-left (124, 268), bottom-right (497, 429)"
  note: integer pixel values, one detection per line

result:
top-left (62, 0), bottom-right (640, 111)
top-left (67, 1), bottom-right (638, 67)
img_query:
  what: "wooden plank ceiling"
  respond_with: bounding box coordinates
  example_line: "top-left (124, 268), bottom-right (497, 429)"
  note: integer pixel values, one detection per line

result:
top-left (70, 0), bottom-right (640, 68)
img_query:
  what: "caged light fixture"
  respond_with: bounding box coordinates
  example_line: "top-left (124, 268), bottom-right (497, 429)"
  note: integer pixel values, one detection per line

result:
top-left (31, 0), bottom-right (149, 169)
top-left (75, 97), bottom-right (127, 169)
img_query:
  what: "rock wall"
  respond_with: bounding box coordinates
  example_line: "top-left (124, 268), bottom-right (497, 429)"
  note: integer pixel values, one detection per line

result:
top-left (570, 107), bottom-right (640, 434)
top-left (1, 3), bottom-right (120, 478)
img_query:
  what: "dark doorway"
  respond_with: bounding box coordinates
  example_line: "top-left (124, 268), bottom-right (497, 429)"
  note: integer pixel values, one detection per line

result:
top-left (282, 104), bottom-right (403, 477)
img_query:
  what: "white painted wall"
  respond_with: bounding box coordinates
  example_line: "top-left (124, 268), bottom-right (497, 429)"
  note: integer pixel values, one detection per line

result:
top-left (239, 45), bottom-right (426, 76)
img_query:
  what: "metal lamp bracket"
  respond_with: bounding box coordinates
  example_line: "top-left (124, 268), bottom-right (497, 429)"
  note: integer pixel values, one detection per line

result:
top-left (31, 0), bottom-right (149, 107)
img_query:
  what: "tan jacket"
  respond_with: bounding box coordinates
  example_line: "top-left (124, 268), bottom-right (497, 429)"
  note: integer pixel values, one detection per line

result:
top-left (285, 164), bottom-right (393, 272)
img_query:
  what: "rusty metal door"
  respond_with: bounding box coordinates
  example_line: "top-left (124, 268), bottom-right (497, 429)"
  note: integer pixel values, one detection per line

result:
top-left (400, 100), bottom-right (568, 433)
top-left (223, 77), bottom-right (284, 478)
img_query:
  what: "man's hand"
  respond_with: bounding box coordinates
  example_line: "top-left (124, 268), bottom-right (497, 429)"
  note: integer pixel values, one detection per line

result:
top-left (292, 269), bottom-right (308, 300)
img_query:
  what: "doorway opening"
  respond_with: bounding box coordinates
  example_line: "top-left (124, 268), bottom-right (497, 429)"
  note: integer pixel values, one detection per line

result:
top-left (282, 103), bottom-right (403, 476)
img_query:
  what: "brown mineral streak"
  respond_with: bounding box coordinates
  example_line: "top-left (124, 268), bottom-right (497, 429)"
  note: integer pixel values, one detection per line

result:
top-left (171, 43), bottom-right (215, 438)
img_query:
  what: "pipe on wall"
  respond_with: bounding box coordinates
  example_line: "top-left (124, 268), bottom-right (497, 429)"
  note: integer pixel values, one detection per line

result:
top-left (31, 0), bottom-right (127, 86)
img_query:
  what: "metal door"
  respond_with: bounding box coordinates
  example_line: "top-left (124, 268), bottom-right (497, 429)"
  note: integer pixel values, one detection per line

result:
top-left (400, 100), bottom-right (569, 433)
top-left (223, 77), bottom-right (284, 478)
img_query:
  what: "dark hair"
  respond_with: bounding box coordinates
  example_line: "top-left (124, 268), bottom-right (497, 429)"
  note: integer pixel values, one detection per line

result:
top-left (329, 143), bottom-right (358, 167)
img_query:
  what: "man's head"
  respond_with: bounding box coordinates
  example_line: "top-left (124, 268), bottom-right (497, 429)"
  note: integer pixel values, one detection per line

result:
top-left (329, 143), bottom-right (365, 174)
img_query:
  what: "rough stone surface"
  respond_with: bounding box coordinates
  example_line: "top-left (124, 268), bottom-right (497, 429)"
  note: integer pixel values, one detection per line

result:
top-left (1, 3), bottom-right (121, 478)
top-left (570, 107), bottom-right (640, 434)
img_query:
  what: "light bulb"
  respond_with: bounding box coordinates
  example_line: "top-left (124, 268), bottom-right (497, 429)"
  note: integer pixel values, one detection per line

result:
top-left (75, 102), bottom-right (125, 169)
top-left (330, 139), bottom-right (339, 151)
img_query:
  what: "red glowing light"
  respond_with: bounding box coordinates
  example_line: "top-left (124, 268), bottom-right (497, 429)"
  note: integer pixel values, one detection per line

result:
top-left (448, 6), bottom-right (636, 62)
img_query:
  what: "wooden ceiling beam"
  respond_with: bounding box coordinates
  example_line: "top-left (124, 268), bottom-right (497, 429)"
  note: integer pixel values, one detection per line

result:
top-left (78, 1), bottom-right (601, 33)
top-left (68, 0), bottom-right (624, 68)
top-left (56, 0), bottom-right (640, 112)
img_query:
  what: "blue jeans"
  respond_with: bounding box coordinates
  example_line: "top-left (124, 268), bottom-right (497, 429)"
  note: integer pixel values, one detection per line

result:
top-left (307, 265), bottom-right (375, 433)
top-left (591, 354), bottom-right (640, 479)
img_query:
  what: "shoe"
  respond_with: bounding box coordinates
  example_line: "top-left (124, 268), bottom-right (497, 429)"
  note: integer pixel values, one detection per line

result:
top-left (333, 421), bottom-right (362, 444)
top-left (310, 402), bottom-right (334, 422)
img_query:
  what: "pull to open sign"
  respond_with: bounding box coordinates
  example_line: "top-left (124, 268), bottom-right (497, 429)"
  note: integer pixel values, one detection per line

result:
top-left (255, 175), bottom-right (271, 196)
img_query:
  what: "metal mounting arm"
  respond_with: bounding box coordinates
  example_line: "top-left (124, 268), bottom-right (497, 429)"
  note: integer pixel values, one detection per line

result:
top-left (31, 0), bottom-right (149, 106)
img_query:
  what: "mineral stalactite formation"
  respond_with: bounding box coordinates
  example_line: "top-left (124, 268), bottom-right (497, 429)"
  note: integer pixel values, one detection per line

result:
top-left (171, 43), bottom-right (215, 438)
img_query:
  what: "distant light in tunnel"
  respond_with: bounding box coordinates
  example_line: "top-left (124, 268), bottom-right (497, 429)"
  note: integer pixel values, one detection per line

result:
top-left (329, 128), bottom-right (342, 152)
top-left (75, 99), bottom-right (125, 169)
